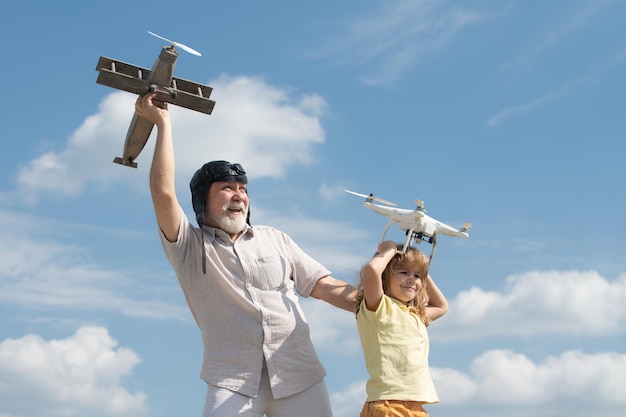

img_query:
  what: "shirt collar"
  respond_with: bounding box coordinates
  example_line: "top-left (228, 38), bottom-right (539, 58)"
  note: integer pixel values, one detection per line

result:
top-left (201, 223), bottom-right (254, 243)
top-left (388, 295), bottom-right (411, 311)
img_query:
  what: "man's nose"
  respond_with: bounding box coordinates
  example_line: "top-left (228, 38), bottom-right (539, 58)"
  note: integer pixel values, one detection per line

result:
top-left (233, 189), bottom-right (247, 201)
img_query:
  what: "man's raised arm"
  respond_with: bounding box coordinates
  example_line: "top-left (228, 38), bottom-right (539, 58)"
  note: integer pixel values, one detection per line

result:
top-left (135, 93), bottom-right (181, 242)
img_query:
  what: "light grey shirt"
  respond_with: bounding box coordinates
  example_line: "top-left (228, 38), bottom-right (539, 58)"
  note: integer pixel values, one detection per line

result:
top-left (159, 206), bottom-right (329, 398)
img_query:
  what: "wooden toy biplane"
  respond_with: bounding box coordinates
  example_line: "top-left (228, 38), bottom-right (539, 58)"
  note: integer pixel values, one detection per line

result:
top-left (95, 31), bottom-right (215, 168)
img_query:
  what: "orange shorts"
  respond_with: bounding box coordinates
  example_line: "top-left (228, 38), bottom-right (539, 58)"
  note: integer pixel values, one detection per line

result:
top-left (359, 400), bottom-right (429, 417)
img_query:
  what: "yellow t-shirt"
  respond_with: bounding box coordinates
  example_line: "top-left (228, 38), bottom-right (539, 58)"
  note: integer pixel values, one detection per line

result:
top-left (357, 295), bottom-right (438, 403)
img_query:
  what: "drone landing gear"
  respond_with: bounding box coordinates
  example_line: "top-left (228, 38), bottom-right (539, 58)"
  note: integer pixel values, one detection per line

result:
top-left (402, 230), bottom-right (438, 264)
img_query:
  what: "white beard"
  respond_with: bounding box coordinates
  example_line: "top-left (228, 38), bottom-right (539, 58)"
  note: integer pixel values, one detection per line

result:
top-left (217, 213), bottom-right (246, 234)
top-left (213, 203), bottom-right (248, 234)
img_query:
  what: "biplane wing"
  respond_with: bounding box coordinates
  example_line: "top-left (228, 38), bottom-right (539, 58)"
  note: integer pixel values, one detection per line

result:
top-left (95, 56), bottom-right (216, 115)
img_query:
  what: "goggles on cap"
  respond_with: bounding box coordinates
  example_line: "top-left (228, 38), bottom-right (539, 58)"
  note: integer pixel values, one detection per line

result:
top-left (207, 162), bottom-right (246, 181)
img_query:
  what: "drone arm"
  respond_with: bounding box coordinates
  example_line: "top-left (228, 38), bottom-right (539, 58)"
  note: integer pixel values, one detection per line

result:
top-left (399, 223), bottom-right (418, 254)
top-left (428, 234), bottom-right (438, 264)
top-left (380, 219), bottom-right (396, 242)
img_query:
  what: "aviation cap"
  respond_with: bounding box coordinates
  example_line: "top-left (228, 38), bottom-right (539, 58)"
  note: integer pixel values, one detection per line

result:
top-left (190, 160), bottom-right (248, 226)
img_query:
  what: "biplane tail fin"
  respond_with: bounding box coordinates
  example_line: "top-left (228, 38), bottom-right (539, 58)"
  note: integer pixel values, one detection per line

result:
top-left (113, 157), bottom-right (138, 169)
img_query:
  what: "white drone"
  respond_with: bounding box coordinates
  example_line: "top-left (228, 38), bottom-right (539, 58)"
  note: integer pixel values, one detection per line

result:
top-left (345, 190), bottom-right (471, 262)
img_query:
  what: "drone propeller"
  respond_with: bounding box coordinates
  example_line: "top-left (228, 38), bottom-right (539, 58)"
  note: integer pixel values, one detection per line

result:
top-left (344, 190), bottom-right (397, 207)
top-left (414, 198), bottom-right (425, 211)
top-left (148, 31), bottom-right (202, 56)
top-left (461, 223), bottom-right (472, 232)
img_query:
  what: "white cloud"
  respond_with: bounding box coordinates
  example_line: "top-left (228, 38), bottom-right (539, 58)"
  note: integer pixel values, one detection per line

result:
top-left (330, 380), bottom-right (366, 417)
top-left (251, 205), bottom-right (371, 278)
top-left (318, 183), bottom-right (349, 204)
top-left (437, 270), bottom-right (626, 340)
top-left (11, 92), bottom-right (136, 204)
top-left (498, 0), bottom-right (616, 72)
top-left (0, 210), bottom-right (187, 320)
top-left (10, 75), bottom-right (328, 204)
top-left (309, 0), bottom-right (485, 84)
top-left (435, 349), bottom-right (626, 411)
top-left (331, 348), bottom-right (626, 417)
top-left (488, 40), bottom-right (626, 127)
top-left (430, 367), bottom-right (477, 401)
top-left (486, 75), bottom-right (583, 127)
top-left (301, 298), bottom-right (361, 355)
top-left (173, 74), bottom-right (327, 180)
top-left (0, 326), bottom-right (147, 417)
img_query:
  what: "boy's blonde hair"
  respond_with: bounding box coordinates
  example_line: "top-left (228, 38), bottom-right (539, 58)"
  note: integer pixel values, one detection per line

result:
top-left (355, 244), bottom-right (431, 325)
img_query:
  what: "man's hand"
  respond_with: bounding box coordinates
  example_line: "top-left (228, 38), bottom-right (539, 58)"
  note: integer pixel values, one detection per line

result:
top-left (135, 93), bottom-right (169, 127)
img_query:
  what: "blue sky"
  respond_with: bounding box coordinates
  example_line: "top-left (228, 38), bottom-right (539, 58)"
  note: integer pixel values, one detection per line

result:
top-left (1, 1), bottom-right (625, 416)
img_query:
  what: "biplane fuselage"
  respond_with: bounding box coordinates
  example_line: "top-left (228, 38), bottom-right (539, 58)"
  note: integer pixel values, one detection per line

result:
top-left (95, 46), bottom-right (215, 168)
